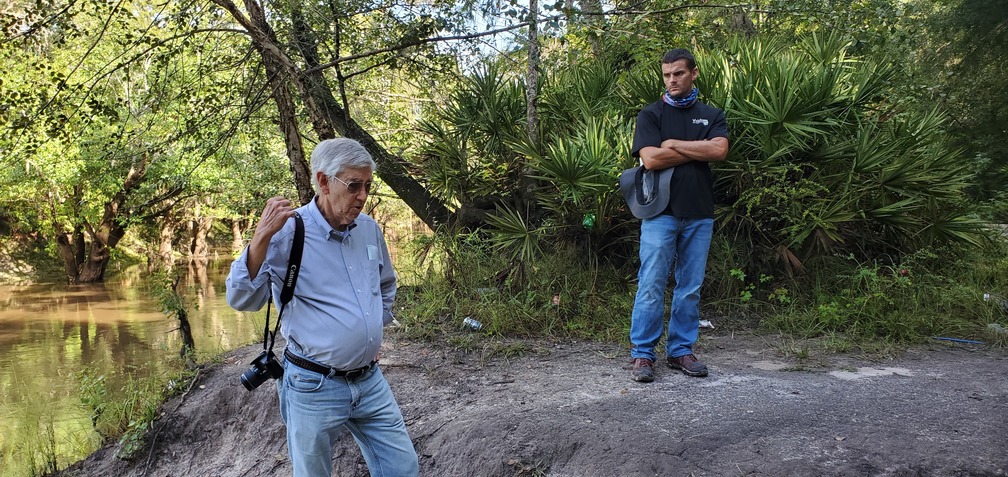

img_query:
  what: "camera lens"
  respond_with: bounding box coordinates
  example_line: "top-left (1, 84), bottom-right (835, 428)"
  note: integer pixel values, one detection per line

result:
top-left (239, 351), bottom-right (283, 391)
top-left (240, 366), bottom-right (268, 391)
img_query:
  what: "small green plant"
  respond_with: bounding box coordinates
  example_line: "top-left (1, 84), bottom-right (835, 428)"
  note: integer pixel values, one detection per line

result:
top-left (75, 364), bottom-right (197, 461)
top-left (79, 372), bottom-right (109, 428)
top-left (22, 420), bottom-right (59, 477)
top-left (768, 284), bottom-right (791, 305)
top-left (147, 271), bottom-right (196, 359)
top-left (821, 333), bottom-right (855, 353)
top-left (720, 268), bottom-right (784, 310)
top-left (507, 457), bottom-right (549, 477)
top-left (730, 268), bottom-right (754, 304)
top-left (777, 337), bottom-right (813, 361)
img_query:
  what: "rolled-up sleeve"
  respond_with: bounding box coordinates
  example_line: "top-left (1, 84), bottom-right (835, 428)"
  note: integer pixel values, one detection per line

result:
top-left (225, 247), bottom-right (272, 311)
top-left (632, 108), bottom-right (662, 158)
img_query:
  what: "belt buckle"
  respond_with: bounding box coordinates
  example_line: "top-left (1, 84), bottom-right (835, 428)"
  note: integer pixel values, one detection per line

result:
top-left (345, 367), bottom-right (366, 380)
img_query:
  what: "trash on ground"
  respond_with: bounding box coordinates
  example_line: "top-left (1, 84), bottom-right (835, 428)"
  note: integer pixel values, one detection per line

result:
top-left (932, 336), bottom-right (984, 345)
top-left (982, 292), bottom-right (1008, 311)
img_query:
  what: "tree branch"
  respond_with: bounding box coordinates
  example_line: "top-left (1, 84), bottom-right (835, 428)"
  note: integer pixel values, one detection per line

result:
top-left (303, 19), bottom-right (538, 74)
top-left (573, 2), bottom-right (765, 17)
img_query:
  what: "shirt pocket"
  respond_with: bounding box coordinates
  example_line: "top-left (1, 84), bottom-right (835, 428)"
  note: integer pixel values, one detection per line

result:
top-left (365, 245), bottom-right (381, 295)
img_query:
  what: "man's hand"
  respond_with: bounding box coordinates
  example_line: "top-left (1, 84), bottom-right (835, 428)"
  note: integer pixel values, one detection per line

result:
top-left (246, 196), bottom-right (296, 279)
top-left (253, 197), bottom-right (296, 242)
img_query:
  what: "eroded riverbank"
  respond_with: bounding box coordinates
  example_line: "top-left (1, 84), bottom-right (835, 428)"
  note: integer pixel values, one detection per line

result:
top-left (57, 331), bottom-right (1008, 476)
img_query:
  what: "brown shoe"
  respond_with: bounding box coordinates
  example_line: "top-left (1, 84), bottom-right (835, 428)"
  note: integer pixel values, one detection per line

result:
top-left (667, 354), bottom-right (708, 377)
top-left (631, 358), bottom-right (654, 382)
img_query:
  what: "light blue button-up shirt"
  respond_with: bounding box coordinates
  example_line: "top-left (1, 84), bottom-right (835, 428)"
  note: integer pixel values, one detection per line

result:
top-left (226, 198), bottom-right (396, 370)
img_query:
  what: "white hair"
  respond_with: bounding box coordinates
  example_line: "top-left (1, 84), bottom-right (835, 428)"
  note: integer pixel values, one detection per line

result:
top-left (309, 138), bottom-right (377, 192)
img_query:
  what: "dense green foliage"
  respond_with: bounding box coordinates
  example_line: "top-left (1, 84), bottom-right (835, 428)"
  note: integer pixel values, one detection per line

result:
top-left (707, 35), bottom-right (986, 272)
top-left (398, 235), bottom-right (636, 341)
top-left (918, 0), bottom-right (1008, 215)
top-left (0, 0), bottom-right (294, 282)
top-left (406, 31), bottom-right (1005, 345)
top-left (416, 34), bottom-right (988, 267)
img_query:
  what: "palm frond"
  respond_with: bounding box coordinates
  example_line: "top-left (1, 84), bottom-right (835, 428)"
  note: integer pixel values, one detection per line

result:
top-left (484, 205), bottom-right (545, 263)
top-left (922, 213), bottom-right (988, 247)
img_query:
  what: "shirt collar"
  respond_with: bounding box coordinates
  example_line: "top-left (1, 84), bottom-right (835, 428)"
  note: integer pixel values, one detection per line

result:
top-left (306, 197), bottom-right (357, 242)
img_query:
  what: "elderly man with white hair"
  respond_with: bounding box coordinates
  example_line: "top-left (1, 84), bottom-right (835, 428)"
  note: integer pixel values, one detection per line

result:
top-left (226, 137), bottom-right (418, 477)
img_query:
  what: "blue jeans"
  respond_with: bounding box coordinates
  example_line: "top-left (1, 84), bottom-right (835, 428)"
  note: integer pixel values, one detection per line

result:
top-left (277, 360), bottom-right (419, 477)
top-left (630, 216), bottom-right (713, 361)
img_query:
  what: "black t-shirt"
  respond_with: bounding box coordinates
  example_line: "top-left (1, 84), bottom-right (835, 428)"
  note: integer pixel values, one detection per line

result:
top-left (631, 100), bottom-right (729, 218)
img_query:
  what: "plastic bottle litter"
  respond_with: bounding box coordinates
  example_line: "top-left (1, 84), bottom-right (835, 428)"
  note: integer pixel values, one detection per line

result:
top-left (462, 316), bottom-right (483, 331)
top-left (699, 319), bottom-right (715, 329)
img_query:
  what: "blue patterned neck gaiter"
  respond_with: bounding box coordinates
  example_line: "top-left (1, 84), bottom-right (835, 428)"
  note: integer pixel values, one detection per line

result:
top-left (663, 87), bottom-right (699, 108)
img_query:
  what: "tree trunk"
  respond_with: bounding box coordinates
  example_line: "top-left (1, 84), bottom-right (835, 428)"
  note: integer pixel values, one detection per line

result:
top-left (53, 187), bottom-right (85, 283)
top-left (75, 203), bottom-right (130, 283)
top-left (54, 155), bottom-right (147, 283)
top-left (159, 219), bottom-right (176, 271)
top-left (171, 276), bottom-right (196, 358)
top-left (241, 0), bottom-right (315, 205)
top-left (526, 0), bottom-right (540, 146)
top-left (517, 0), bottom-right (542, 217)
top-left (577, 0), bottom-right (605, 57)
top-left (231, 218), bottom-right (245, 253)
top-left (212, 0), bottom-right (454, 229)
top-left (177, 307), bottom-right (195, 358)
top-left (55, 230), bottom-right (80, 284)
top-left (76, 247), bottom-right (111, 283)
top-left (190, 205), bottom-right (212, 259)
top-left (731, 12), bottom-right (757, 37)
top-left (184, 220), bottom-right (194, 256)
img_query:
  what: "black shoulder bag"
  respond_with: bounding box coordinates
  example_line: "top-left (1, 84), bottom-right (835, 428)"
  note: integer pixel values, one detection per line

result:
top-left (239, 213), bottom-right (304, 391)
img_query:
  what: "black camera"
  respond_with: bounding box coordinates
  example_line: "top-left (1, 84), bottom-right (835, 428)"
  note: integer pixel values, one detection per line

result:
top-left (240, 350), bottom-right (284, 391)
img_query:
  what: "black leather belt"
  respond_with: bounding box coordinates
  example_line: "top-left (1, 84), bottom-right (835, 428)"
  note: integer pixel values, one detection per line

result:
top-left (283, 349), bottom-right (375, 380)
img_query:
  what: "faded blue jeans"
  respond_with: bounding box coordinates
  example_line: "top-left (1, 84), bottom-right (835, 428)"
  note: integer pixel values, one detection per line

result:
top-left (277, 360), bottom-right (419, 477)
top-left (630, 215), bottom-right (713, 362)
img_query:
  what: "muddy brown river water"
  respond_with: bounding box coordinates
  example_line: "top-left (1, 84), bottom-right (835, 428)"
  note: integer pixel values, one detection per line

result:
top-left (0, 259), bottom-right (262, 476)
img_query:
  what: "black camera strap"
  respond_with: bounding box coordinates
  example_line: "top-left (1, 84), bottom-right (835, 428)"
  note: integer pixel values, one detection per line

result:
top-left (262, 212), bottom-right (304, 354)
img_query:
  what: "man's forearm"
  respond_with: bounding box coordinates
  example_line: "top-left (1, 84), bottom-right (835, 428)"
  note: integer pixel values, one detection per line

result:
top-left (639, 146), bottom-right (693, 170)
top-left (245, 235), bottom-right (269, 280)
top-left (661, 137), bottom-right (729, 162)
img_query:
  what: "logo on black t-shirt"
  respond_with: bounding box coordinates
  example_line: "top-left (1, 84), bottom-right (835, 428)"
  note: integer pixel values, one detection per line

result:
top-left (692, 118), bottom-right (709, 126)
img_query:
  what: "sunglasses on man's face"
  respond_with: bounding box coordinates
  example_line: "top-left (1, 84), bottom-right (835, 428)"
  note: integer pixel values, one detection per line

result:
top-left (330, 176), bottom-right (373, 194)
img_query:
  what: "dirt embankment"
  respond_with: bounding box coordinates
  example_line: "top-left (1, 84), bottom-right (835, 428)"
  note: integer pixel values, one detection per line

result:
top-left (56, 330), bottom-right (1008, 477)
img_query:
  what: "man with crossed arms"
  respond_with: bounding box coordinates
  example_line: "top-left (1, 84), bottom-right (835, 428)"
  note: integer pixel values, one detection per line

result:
top-left (629, 48), bottom-right (730, 383)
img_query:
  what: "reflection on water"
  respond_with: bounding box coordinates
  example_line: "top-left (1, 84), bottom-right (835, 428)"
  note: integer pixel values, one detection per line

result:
top-left (0, 259), bottom-right (264, 476)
